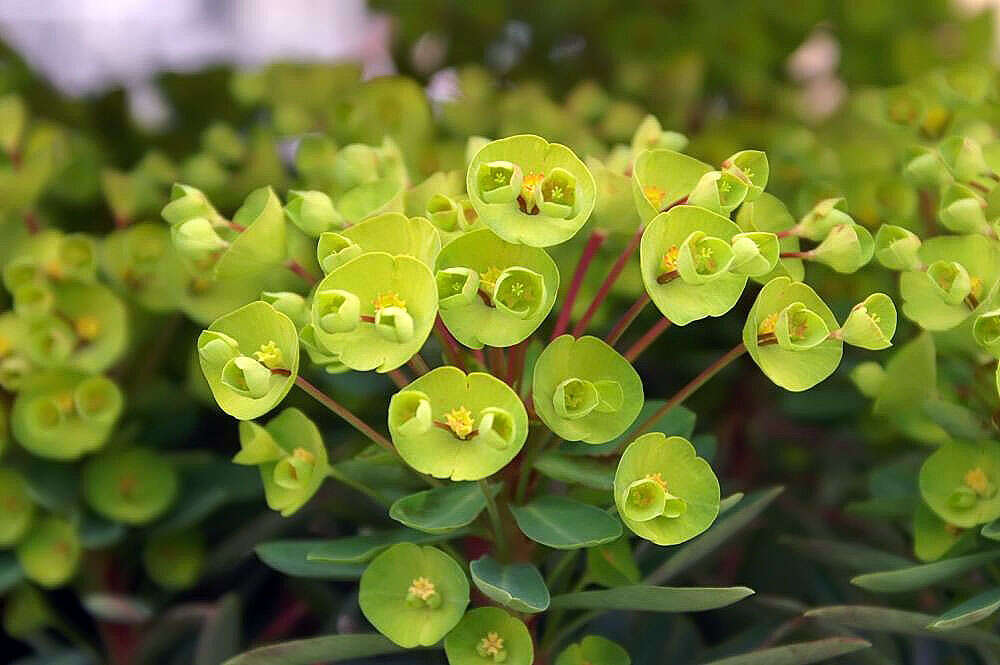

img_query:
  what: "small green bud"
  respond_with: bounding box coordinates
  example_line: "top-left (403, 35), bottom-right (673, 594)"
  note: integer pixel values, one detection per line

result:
top-left (285, 190), bottom-right (344, 237)
top-left (202, 122), bottom-right (246, 165)
top-left (939, 183), bottom-right (989, 235)
top-left (809, 223), bottom-right (874, 273)
top-left (373, 306), bottom-right (415, 343)
top-left (143, 530), bottom-right (204, 590)
top-left (939, 135), bottom-right (988, 182)
top-left (436, 267), bottom-right (480, 310)
top-left (676, 231), bottom-right (735, 285)
top-left (261, 291), bottom-right (309, 328)
top-left (273, 447), bottom-right (317, 490)
top-left (388, 390), bottom-right (434, 437)
top-left (926, 260), bottom-right (971, 306)
top-left (161, 183), bottom-right (220, 226)
top-left (0, 469), bottom-right (35, 546)
top-left (840, 293), bottom-right (897, 350)
top-left (687, 170), bottom-right (748, 215)
top-left (493, 267), bottom-right (546, 320)
top-left (316, 232), bottom-right (363, 274)
top-left (796, 198), bottom-right (853, 241)
top-left (722, 150), bottom-right (769, 201)
top-left (477, 161), bottom-right (523, 204)
top-left (426, 193), bottom-right (461, 231)
top-left (903, 146), bottom-right (949, 188)
top-left (623, 476), bottom-right (668, 522)
top-left (553, 377), bottom-right (600, 420)
top-left (16, 516), bottom-right (81, 588)
top-left (875, 224), bottom-right (922, 271)
top-left (73, 375), bottom-right (124, 424)
top-left (0, 93), bottom-right (26, 154)
top-left (850, 361), bottom-right (886, 398)
top-left (197, 330), bottom-right (241, 366)
top-left (973, 309), bottom-right (1000, 357)
top-left (58, 234), bottom-right (98, 280)
top-left (83, 447), bottom-right (179, 525)
top-left (537, 167), bottom-right (577, 218)
top-left (13, 283), bottom-right (53, 319)
top-left (775, 302), bottom-right (830, 351)
top-left (221, 355), bottom-right (275, 399)
top-left (332, 144), bottom-right (380, 190)
top-left (476, 407), bottom-right (516, 450)
top-left (314, 289), bottom-right (361, 333)
top-left (729, 231), bottom-right (779, 276)
top-left (172, 217), bottom-right (229, 257)
top-left (24, 317), bottom-right (75, 367)
top-left (3, 258), bottom-right (42, 292)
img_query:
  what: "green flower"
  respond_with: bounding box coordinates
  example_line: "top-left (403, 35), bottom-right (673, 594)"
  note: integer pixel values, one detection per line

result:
top-left (198, 300), bottom-right (300, 420)
top-left (743, 277), bottom-right (843, 392)
top-left (874, 224), bottom-right (922, 271)
top-left (83, 447), bottom-right (179, 525)
top-left (0, 468), bottom-right (35, 546)
top-left (308, 252), bottom-right (437, 372)
top-left (793, 198), bottom-right (854, 241)
top-left (900, 235), bottom-right (999, 331)
top-left (640, 205), bottom-right (749, 325)
top-left (388, 366), bottom-right (528, 480)
top-left (101, 222), bottom-right (186, 312)
top-left (631, 149), bottom-right (711, 224)
top-left (359, 543), bottom-right (469, 648)
top-left (213, 186), bottom-right (287, 279)
top-left (234, 408), bottom-right (329, 516)
top-left (556, 636), bottom-right (631, 665)
top-left (939, 135), bottom-right (989, 182)
top-left (614, 434), bottom-right (720, 546)
top-left (161, 183), bottom-right (225, 226)
top-left (734, 193), bottom-right (805, 283)
top-left (722, 150), bottom-right (769, 201)
top-left (11, 371), bottom-right (123, 459)
top-left (631, 115), bottom-right (688, 155)
top-left (15, 516), bottom-right (81, 588)
top-left (920, 440), bottom-right (1000, 528)
top-left (973, 309), bottom-right (1000, 357)
top-left (586, 155), bottom-right (640, 235)
top-left (323, 212), bottom-right (441, 270)
top-left (143, 529), bottom-right (205, 589)
top-left (445, 607), bottom-right (533, 665)
top-left (686, 170), bottom-right (748, 215)
top-left (467, 135), bottom-right (596, 247)
top-left (839, 293), bottom-right (897, 350)
top-left (435, 229), bottom-right (559, 348)
top-left (938, 183), bottom-right (991, 235)
top-left (533, 336), bottom-right (643, 444)
top-left (807, 223), bottom-right (874, 274)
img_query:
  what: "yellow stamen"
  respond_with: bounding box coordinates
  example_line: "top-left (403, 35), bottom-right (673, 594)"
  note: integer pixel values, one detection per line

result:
top-left (373, 291), bottom-right (407, 311)
top-left (758, 312), bottom-right (779, 335)
top-left (55, 391), bottom-right (74, 413)
top-left (479, 266), bottom-right (503, 293)
top-left (521, 172), bottom-right (544, 201)
top-left (74, 315), bottom-right (101, 341)
top-left (646, 472), bottom-right (669, 492)
top-left (408, 576), bottom-right (437, 600)
top-left (965, 467), bottom-right (991, 497)
top-left (44, 260), bottom-right (64, 280)
top-left (971, 276), bottom-right (983, 300)
top-left (660, 245), bottom-right (679, 273)
top-left (478, 632), bottom-right (505, 658)
top-left (644, 185), bottom-right (666, 209)
top-left (292, 447), bottom-right (315, 463)
top-left (0, 336), bottom-right (10, 358)
top-left (444, 406), bottom-right (475, 439)
top-left (253, 340), bottom-right (284, 369)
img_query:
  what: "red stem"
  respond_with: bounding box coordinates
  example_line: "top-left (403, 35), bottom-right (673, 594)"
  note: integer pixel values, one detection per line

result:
top-left (779, 251), bottom-right (811, 259)
top-left (388, 369), bottom-right (410, 389)
top-left (23, 211), bottom-right (40, 235)
top-left (488, 346), bottom-right (506, 379)
top-left (285, 259), bottom-right (319, 286)
top-left (572, 223), bottom-right (644, 337)
top-left (624, 317), bottom-right (672, 362)
top-left (605, 293), bottom-right (650, 347)
top-left (434, 316), bottom-right (466, 371)
top-left (286, 373), bottom-right (395, 453)
top-left (551, 229), bottom-right (607, 339)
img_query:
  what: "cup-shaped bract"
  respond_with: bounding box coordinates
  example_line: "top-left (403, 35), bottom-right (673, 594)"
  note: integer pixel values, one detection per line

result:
top-left (903, 146), bottom-right (950, 188)
top-left (640, 205), bottom-right (748, 325)
top-left (939, 135), bottom-right (988, 182)
top-left (614, 434), bottom-right (720, 546)
top-left (533, 336), bottom-right (643, 444)
top-left (388, 366), bottom-right (528, 480)
top-left (15, 516), bottom-right (81, 588)
top-left (435, 229), bottom-right (559, 348)
top-left (11, 371), bottom-right (123, 459)
top-left (235, 408), bottom-right (329, 516)
top-left (734, 193), bottom-right (805, 283)
top-left (214, 186), bottom-right (287, 279)
top-left (445, 607), bottom-right (533, 665)
top-left (808, 223), bottom-right (875, 274)
top-left (585, 155), bottom-right (640, 235)
top-left (0, 468), bottom-right (35, 546)
top-left (841, 293), bottom-right (898, 350)
top-left (743, 277), bottom-right (843, 392)
top-left (199, 300), bottom-right (299, 420)
top-left (467, 135), bottom-right (596, 247)
top-left (900, 234), bottom-right (999, 331)
top-left (83, 447), bottom-right (179, 525)
top-left (973, 309), bottom-right (1000, 357)
top-left (631, 149), bottom-right (712, 224)
top-left (722, 149), bottom-right (769, 201)
top-left (631, 115), bottom-right (688, 155)
top-left (316, 232), bottom-right (363, 274)
top-left (101, 222), bottom-right (186, 312)
top-left (161, 183), bottom-right (224, 226)
top-left (874, 224), bottom-right (922, 271)
top-left (686, 170), bottom-right (748, 216)
top-left (796, 198), bottom-right (854, 241)
top-left (920, 440), bottom-right (1000, 528)
top-left (336, 212), bottom-right (441, 269)
top-left (284, 189), bottom-right (344, 237)
top-left (171, 217), bottom-right (229, 261)
top-left (556, 635), bottom-right (631, 665)
top-left (729, 232), bottom-right (780, 277)
top-left (939, 183), bottom-right (990, 235)
top-left (260, 291), bottom-right (309, 329)
top-left (143, 529), bottom-right (205, 590)
top-left (359, 543), bottom-right (469, 648)
top-left (308, 252), bottom-right (437, 372)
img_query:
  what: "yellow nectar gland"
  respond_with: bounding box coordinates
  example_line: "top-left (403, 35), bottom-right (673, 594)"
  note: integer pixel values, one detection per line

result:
top-left (480, 266), bottom-right (503, 294)
top-left (44, 260), bottom-right (64, 280)
top-left (444, 406), bottom-right (475, 439)
top-left (660, 245), bottom-right (679, 274)
top-left (644, 185), bottom-right (667, 210)
top-left (477, 632), bottom-right (505, 659)
top-left (74, 315), bottom-right (101, 341)
top-left (646, 472), bottom-right (669, 492)
top-left (253, 340), bottom-right (284, 369)
top-left (970, 276), bottom-right (983, 300)
top-left (965, 467), bottom-right (993, 497)
top-left (55, 391), bottom-right (75, 413)
top-left (373, 291), bottom-right (407, 312)
top-left (0, 335), bottom-right (10, 358)
top-left (521, 172), bottom-right (545, 201)
top-left (758, 312), bottom-right (778, 335)
top-left (408, 576), bottom-right (437, 601)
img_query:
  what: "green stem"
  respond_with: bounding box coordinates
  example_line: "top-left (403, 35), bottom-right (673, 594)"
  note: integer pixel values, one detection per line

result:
top-left (545, 549), bottom-right (580, 590)
top-left (480, 479), bottom-right (508, 561)
top-left (629, 342), bottom-right (747, 439)
top-left (515, 430), bottom-right (554, 504)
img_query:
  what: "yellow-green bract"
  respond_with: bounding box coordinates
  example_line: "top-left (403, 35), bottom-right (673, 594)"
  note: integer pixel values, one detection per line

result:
top-left (444, 606), bottom-right (533, 665)
top-left (920, 440), bottom-right (1000, 528)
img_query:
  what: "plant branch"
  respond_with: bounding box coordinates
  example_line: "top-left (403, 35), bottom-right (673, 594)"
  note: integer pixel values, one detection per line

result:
top-left (605, 293), bottom-right (650, 346)
top-left (572, 223), bottom-right (644, 337)
top-left (479, 479), bottom-right (508, 561)
top-left (552, 229), bottom-right (607, 339)
top-left (284, 259), bottom-right (319, 286)
top-left (623, 316), bottom-right (672, 362)
top-left (292, 374), bottom-right (395, 453)
top-left (434, 316), bottom-right (466, 371)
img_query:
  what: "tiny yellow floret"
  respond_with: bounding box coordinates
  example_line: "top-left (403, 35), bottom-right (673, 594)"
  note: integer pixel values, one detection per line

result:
top-left (373, 291), bottom-right (407, 311)
top-left (758, 312), bottom-right (778, 335)
top-left (521, 172), bottom-right (545, 200)
top-left (253, 340), bottom-right (284, 369)
top-left (660, 245), bottom-right (679, 274)
top-left (477, 632), bottom-right (505, 658)
top-left (646, 472), bottom-right (669, 492)
top-left (408, 576), bottom-right (437, 600)
top-left (444, 406), bottom-right (475, 439)
top-left (965, 467), bottom-right (992, 497)
top-left (480, 266), bottom-right (503, 294)
top-left (644, 185), bottom-right (666, 210)
top-left (74, 315), bottom-right (101, 341)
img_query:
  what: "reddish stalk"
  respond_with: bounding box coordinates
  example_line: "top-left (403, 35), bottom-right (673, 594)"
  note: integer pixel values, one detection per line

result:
top-left (388, 369), bottom-right (410, 389)
top-left (572, 223), bottom-right (644, 337)
top-left (779, 251), bottom-right (812, 259)
top-left (506, 339), bottom-right (528, 388)
top-left (23, 211), bottom-right (40, 235)
top-left (605, 293), bottom-right (650, 347)
top-left (408, 353), bottom-right (430, 376)
top-left (630, 343), bottom-right (747, 438)
top-left (488, 346), bottom-right (507, 379)
top-left (623, 317), bottom-right (672, 362)
top-left (284, 259), bottom-right (319, 286)
top-left (551, 229), bottom-right (607, 339)
top-left (471, 348), bottom-right (487, 368)
top-left (434, 316), bottom-right (466, 371)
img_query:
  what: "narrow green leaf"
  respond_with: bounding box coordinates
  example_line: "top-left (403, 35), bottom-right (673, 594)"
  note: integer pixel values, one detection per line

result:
top-left (255, 540), bottom-right (366, 579)
top-left (222, 633), bottom-right (407, 665)
top-left (929, 587), bottom-right (1000, 630)
top-left (779, 536), bottom-right (912, 573)
top-left (921, 399), bottom-right (989, 439)
top-left (645, 486), bottom-right (783, 584)
top-left (805, 605), bottom-right (1000, 649)
top-left (389, 482), bottom-right (496, 534)
top-left (306, 528), bottom-right (452, 563)
top-left (534, 452), bottom-right (614, 490)
top-left (720, 492), bottom-right (745, 515)
top-left (851, 550), bottom-right (1000, 593)
top-left (549, 585), bottom-right (753, 612)
top-left (470, 555), bottom-right (550, 613)
top-left (695, 637), bottom-right (871, 665)
top-left (511, 496), bottom-right (622, 549)
top-left (195, 594), bottom-right (242, 665)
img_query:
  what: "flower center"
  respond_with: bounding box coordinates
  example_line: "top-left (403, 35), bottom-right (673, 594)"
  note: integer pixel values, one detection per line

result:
top-left (253, 340), bottom-right (284, 369)
top-left (758, 312), bottom-right (778, 335)
top-left (646, 472), bottom-right (669, 491)
top-left (55, 391), bottom-right (75, 413)
top-left (480, 266), bottom-right (503, 294)
top-left (374, 291), bottom-right (407, 312)
top-left (74, 315), bottom-right (101, 341)
top-left (521, 172), bottom-right (544, 201)
top-left (644, 185), bottom-right (666, 209)
top-left (660, 245), bottom-right (679, 274)
top-left (443, 406), bottom-right (475, 439)
top-left (408, 576), bottom-right (436, 600)
top-left (477, 632), bottom-right (505, 658)
top-left (965, 467), bottom-right (994, 497)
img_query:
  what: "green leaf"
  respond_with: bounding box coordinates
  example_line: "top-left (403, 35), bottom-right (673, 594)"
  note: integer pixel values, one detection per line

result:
top-left (586, 537), bottom-right (641, 587)
top-left (805, 605), bottom-right (1000, 650)
top-left (851, 550), bottom-right (1000, 593)
top-left (549, 585), bottom-right (753, 612)
top-left (255, 540), bottom-right (366, 579)
top-left (534, 453), bottom-right (614, 490)
top-left (921, 399), bottom-right (989, 439)
top-left (644, 486), bottom-right (783, 584)
top-left (222, 634), bottom-right (407, 665)
top-left (929, 587), bottom-right (1000, 630)
top-left (389, 482), bottom-right (496, 534)
top-left (511, 496), bottom-right (622, 549)
top-left (470, 555), bottom-right (550, 613)
top-left (779, 536), bottom-right (910, 573)
top-left (306, 528), bottom-right (453, 563)
top-left (695, 637), bottom-right (871, 665)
